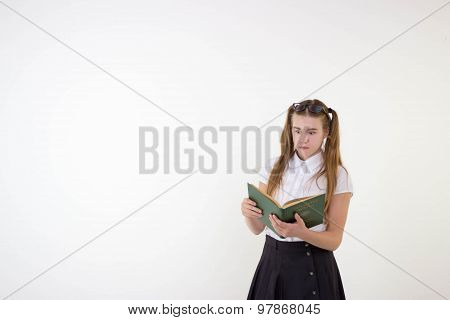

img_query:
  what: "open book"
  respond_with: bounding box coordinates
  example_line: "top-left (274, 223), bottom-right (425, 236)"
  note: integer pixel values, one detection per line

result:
top-left (247, 183), bottom-right (325, 239)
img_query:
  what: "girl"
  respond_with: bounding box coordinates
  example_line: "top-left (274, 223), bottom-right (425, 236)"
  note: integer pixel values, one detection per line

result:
top-left (241, 99), bottom-right (353, 300)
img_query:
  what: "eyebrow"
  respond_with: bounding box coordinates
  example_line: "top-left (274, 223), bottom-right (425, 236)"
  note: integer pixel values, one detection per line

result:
top-left (293, 126), bottom-right (318, 131)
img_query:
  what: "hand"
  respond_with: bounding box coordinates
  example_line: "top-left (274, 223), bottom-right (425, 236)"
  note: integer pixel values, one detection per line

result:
top-left (241, 198), bottom-right (263, 219)
top-left (269, 212), bottom-right (309, 238)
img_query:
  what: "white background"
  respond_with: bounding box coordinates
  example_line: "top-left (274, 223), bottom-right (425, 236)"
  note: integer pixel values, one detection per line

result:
top-left (0, 0), bottom-right (449, 299)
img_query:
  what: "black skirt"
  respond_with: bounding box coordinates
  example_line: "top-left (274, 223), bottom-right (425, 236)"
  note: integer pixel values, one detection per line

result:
top-left (247, 234), bottom-right (346, 300)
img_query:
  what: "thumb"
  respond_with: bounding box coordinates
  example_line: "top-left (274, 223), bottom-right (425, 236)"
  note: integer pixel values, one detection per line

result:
top-left (294, 213), bottom-right (302, 222)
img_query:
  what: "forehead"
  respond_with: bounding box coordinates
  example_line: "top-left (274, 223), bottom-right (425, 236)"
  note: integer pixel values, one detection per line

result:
top-left (291, 114), bottom-right (322, 130)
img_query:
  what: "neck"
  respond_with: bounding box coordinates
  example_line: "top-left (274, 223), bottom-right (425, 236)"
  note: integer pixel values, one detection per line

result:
top-left (296, 148), bottom-right (322, 161)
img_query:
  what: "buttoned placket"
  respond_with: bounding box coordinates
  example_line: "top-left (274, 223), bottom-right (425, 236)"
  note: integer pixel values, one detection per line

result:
top-left (305, 242), bottom-right (319, 298)
top-left (300, 162), bottom-right (310, 174)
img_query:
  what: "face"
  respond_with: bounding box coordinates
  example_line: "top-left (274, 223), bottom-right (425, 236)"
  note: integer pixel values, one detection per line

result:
top-left (291, 114), bottom-right (329, 160)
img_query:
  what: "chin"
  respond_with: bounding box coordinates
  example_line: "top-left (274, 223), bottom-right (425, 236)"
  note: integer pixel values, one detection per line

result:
top-left (297, 147), bottom-right (318, 157)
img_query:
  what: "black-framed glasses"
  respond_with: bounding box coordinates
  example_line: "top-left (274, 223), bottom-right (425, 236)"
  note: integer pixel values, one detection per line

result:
top-left (290, 102), bottom-right (333, 114)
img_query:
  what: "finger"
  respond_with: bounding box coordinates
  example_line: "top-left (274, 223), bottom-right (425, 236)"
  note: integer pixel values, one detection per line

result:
top-left (244, 208), bottom-right (263, 218)
top-left (280, 216), bottom-right (289, 225)
top-left (269, 215), bottom-right (279, 230)
top-left (270, 214), bottom-right (279, 227)
top-left (245, 204), bottom-right (262, 214)
top-left (245, 211), bottom-right (261, 218)
top-left (246, 198), bottom-right (257, 206)
top-left (270, 220), bottom-right (283, 237)
top-left (244, 207), bottom-right (261, 215)
top-left (249, 205), bottom-right (263, 214)
top-left (277, 219), bottom-right (287, 227)
top-left (271, 215), bottom-right (286, 234)
top-left (271, 214), bottom-right (283, 226)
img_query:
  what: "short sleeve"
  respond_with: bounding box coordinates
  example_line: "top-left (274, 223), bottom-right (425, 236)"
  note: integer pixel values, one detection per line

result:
top-left (257, 156), bottom-right (278, 185)
top-left (334, 166), bottom-right (353, 197)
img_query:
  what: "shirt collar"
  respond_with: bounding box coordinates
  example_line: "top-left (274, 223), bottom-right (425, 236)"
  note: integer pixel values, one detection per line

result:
top-left (288, 149), bottom-right (324, 173)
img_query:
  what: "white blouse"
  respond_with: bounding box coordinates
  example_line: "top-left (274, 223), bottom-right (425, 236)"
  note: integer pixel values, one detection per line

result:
top-left (258, 148), bottom-right (353, 242)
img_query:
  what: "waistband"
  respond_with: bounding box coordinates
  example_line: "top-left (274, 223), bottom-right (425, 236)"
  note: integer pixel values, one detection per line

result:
top-left (264, 234), bottom-right (329, 253)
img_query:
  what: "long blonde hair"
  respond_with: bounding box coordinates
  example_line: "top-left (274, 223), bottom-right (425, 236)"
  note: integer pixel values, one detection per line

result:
top-left (266, 99), bottom-right (348, 224)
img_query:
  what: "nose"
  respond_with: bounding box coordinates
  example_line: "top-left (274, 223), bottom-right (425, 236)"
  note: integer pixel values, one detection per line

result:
top-left (297, 131), bottom-right (309, 144)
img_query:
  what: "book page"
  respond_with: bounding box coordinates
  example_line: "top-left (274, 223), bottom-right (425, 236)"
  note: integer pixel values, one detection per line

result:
top-left (281, 195), bottom-right (315, 209)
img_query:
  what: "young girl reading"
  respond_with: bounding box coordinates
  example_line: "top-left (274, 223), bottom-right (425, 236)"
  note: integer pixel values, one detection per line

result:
top-left (241, 99), bottom-right (353, 300)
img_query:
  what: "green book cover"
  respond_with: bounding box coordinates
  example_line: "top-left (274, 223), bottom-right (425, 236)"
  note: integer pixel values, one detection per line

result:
top-left (247, 183), bottom-right (325, 239)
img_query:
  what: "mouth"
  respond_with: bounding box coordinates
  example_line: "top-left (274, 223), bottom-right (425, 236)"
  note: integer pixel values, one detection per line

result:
top-left (299, 147), bottom-right (309, 150)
